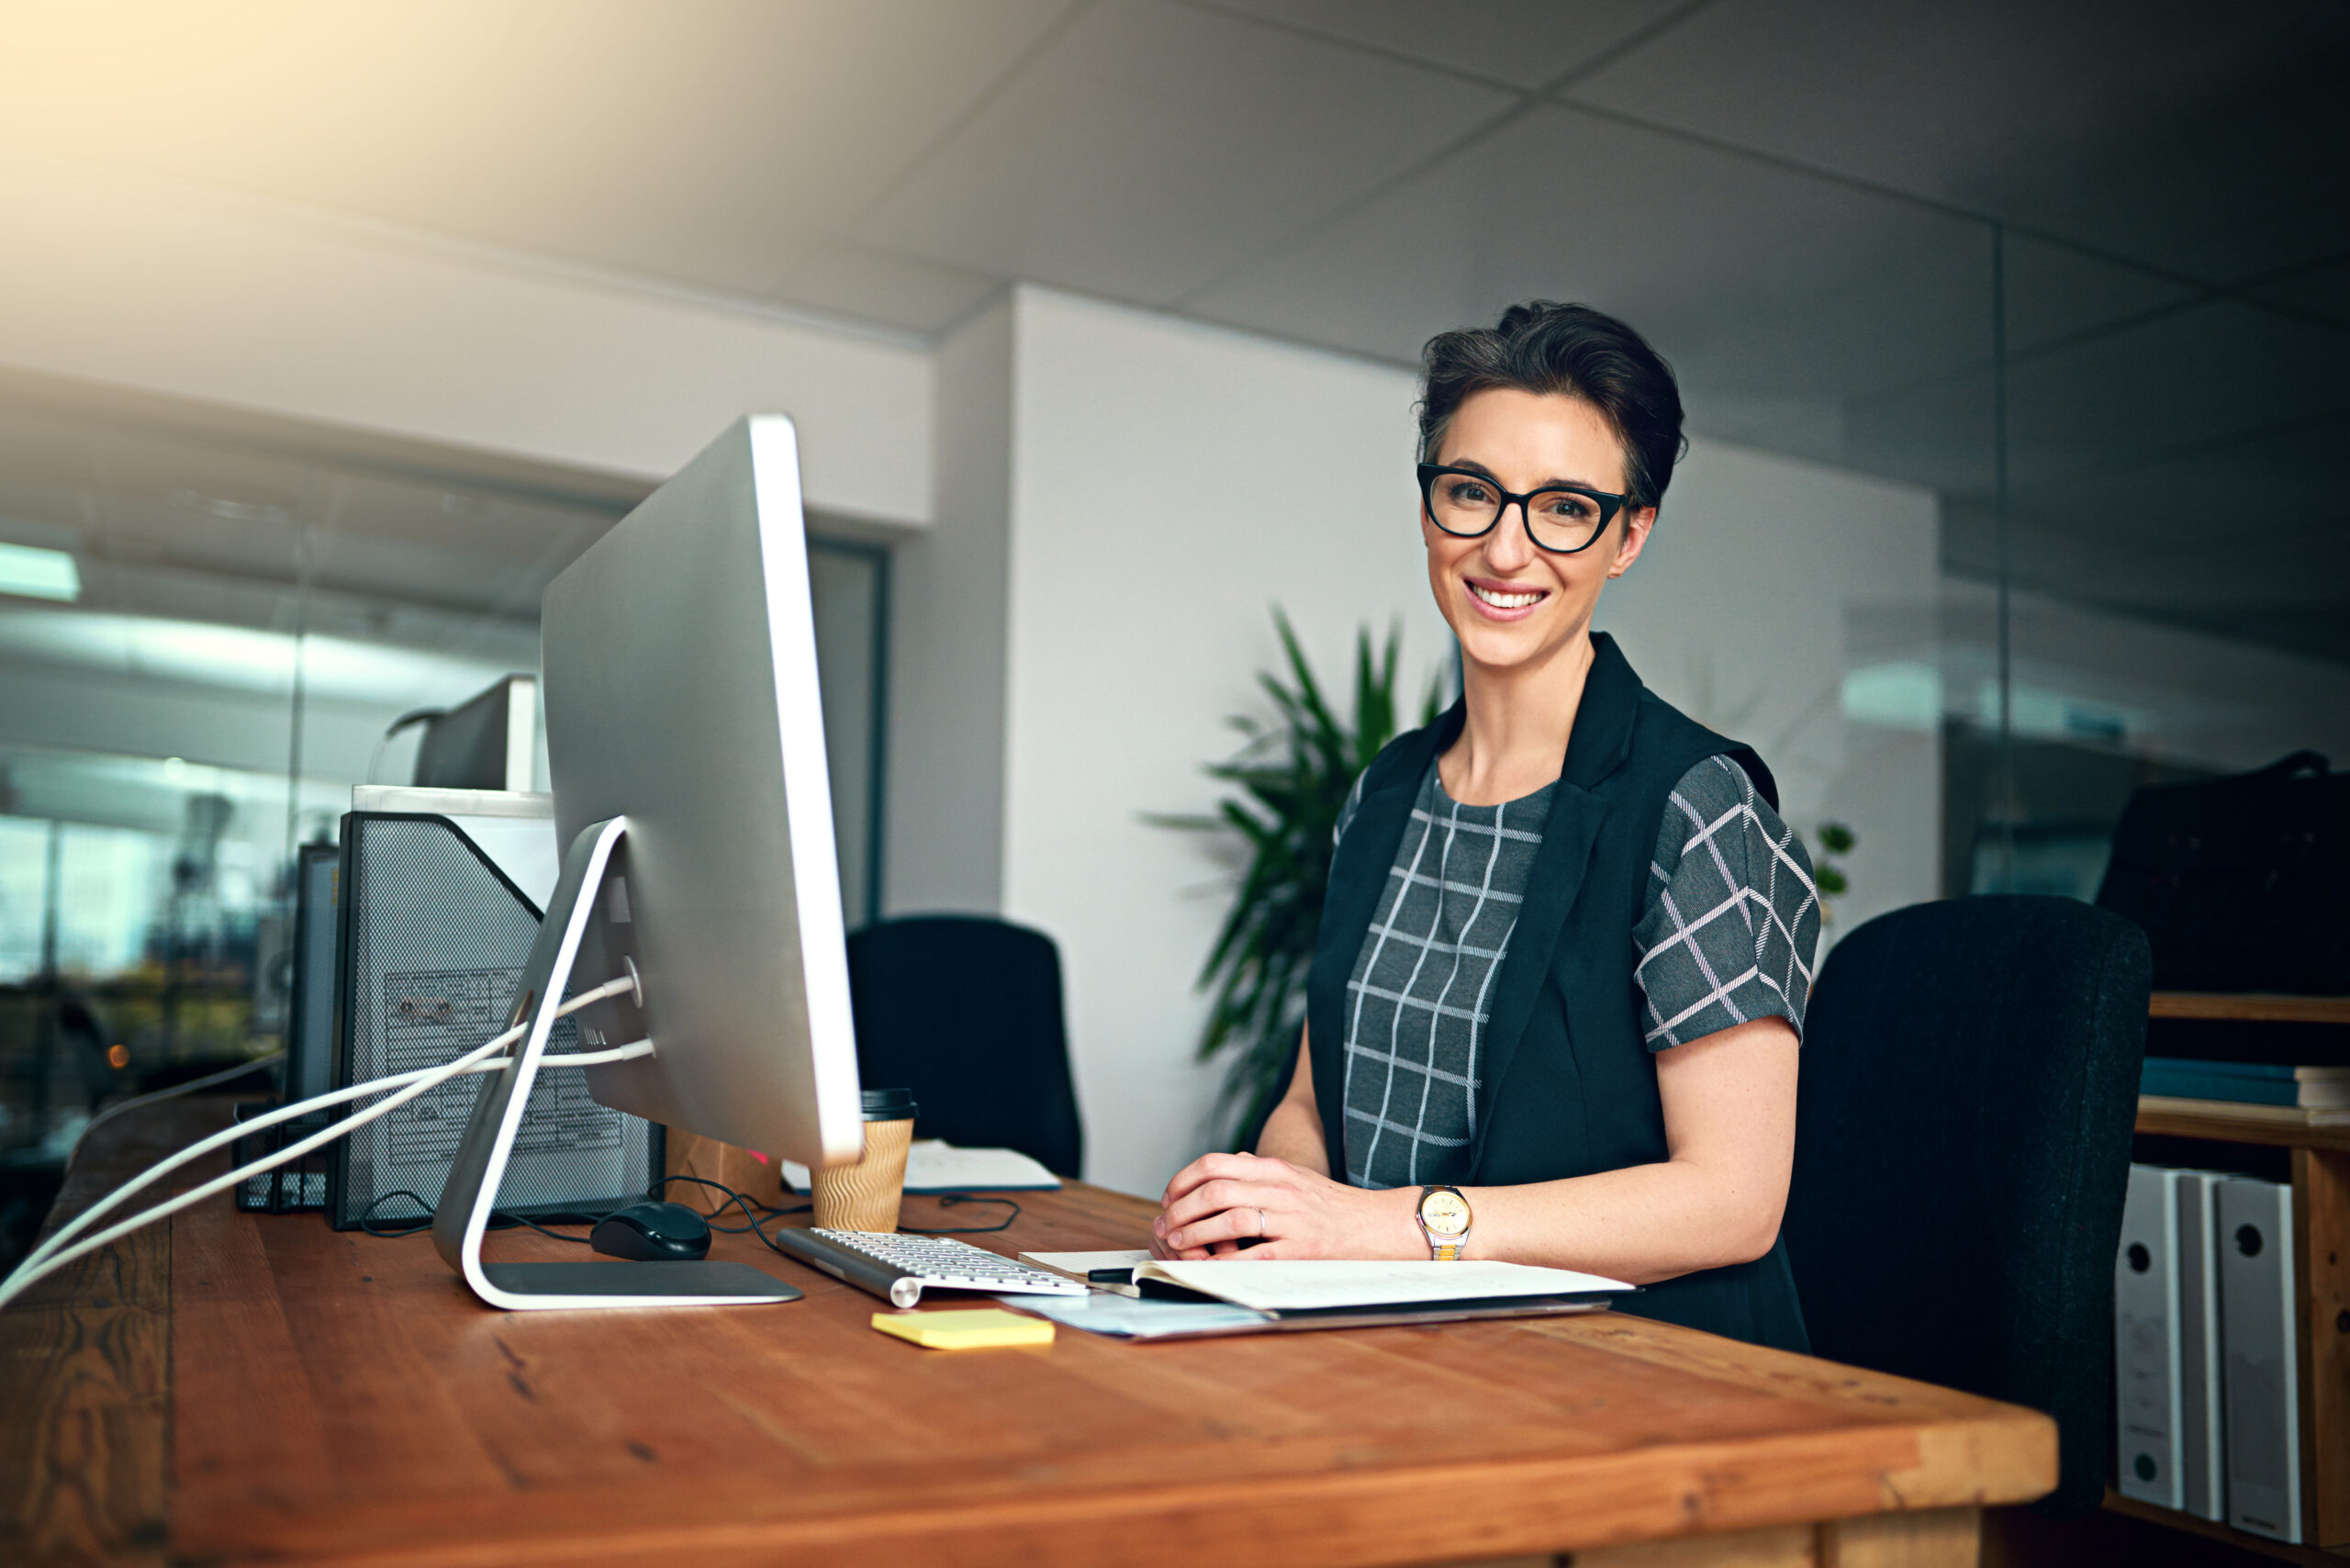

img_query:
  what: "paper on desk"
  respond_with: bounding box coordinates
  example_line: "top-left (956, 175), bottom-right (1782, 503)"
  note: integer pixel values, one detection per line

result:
top-left (1135, 1259), bottom-right (1628, 1313)
top-left (781, 1139), bottom-right (1063, 1193)
top-left (996, 1290), bottom-right (1273, 1339)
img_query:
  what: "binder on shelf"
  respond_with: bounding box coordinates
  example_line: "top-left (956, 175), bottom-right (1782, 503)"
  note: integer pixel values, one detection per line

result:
top-left (2175, 1170), bottom-right (2225, 1521)
top-left (2217, 1175), bottom-right (2300, 1543)
top-left (2115, 1164), bottom-right (2184, 1508)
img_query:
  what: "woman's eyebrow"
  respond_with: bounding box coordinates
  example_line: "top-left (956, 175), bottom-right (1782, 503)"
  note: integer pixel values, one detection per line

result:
top-left (1448, 457), bottom-right (1610, 491)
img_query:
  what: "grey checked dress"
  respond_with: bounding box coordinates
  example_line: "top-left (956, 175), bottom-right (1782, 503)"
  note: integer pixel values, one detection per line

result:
top-left (1337, 754), bottom-right (1819, 1192)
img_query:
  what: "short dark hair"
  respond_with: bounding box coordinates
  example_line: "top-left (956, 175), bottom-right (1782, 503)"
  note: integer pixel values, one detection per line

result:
top-left (1416, 302), bottom-right (1687, 509)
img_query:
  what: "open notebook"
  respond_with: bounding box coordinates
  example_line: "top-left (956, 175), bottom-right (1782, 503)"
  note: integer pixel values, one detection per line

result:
top-left (1004, 1258), bottom-right (1631, 1340)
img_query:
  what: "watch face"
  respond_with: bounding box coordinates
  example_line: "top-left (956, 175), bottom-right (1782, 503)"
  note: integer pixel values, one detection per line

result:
top-left (1419, 1189), bottom-right (1471, 1237)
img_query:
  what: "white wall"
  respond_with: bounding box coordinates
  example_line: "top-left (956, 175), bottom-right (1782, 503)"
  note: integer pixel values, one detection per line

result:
top-left (883, 300), bottom-right (1015, 915)
top-left (995, 287), bottom-right (1449, 1197)
top-left (0, 152), bottom-right (932, 523)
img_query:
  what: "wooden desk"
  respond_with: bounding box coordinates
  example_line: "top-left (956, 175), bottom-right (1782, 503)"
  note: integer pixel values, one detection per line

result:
top-left (6, 1102), bottom-right (2055, 1568)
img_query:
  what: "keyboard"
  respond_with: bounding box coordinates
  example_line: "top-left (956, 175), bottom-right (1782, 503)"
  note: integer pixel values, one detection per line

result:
top-left (767, 1227), bottom-right (1090, 1310)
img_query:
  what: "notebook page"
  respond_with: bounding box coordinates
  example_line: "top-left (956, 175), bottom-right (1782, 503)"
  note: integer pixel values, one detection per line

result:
top-left (1136, 1259), bottom-right (1628, 1312)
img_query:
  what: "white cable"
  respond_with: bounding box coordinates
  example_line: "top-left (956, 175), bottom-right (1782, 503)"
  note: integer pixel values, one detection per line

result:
top-left (70, 1051), bottom-right (289, 1163)
top-left (21, 974), bottom-right (631, 1279)
top-left (28, 1025), bottom-right (517, 1276)
top-left (3, 975), bottom-right (641, 1308)
top-left (18, 973), bottom-right (637, 1281)
top-left (0, 1032), bottom-right (654, 1311)
top-left (24, 973), bottom-right (640, 1277)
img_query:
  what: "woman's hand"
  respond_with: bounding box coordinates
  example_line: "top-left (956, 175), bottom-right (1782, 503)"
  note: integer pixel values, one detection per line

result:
top-left (1150, 1152), bottom-right (1420, 1260)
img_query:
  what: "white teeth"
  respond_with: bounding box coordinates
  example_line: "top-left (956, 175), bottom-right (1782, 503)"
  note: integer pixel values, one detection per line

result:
top-left (1471, 583), bottom-right (1543, 610)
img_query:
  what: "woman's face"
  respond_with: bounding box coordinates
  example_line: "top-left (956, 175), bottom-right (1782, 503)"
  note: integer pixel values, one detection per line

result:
top-left (1422, 386), bottom-right (1655, 679)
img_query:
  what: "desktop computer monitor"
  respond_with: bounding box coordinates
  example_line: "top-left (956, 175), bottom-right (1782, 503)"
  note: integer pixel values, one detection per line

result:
top-left (431, 416), bottom-right (866, 1309)
top-left (412, 675), bottom-right (537, 791)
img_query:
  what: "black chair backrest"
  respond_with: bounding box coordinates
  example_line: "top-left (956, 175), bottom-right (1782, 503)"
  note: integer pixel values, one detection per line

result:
top-left (1785, 895), bottom-right (2150, 1519)
top-left (844, 915), bottom-right (1084, 1178)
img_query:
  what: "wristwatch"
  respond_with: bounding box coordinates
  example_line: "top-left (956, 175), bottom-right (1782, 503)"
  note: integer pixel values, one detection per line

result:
top-left (1416, 1185), bottom-right (1472, 1261)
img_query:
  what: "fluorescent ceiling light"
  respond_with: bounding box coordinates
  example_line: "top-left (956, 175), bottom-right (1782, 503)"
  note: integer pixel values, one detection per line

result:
top-left (0, 541), bottom-right (79, 602)
top-left (0, 604), bottom-right (516, 707)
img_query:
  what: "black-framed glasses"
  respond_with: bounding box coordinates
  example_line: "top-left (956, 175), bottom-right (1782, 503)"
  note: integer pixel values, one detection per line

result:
top-left (1416, 464), bottom-right (1630, 554)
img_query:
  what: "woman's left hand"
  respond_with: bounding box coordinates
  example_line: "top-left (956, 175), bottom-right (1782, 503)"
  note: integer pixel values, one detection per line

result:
top-left (1150, 1152), bottom-right (1420, 1260)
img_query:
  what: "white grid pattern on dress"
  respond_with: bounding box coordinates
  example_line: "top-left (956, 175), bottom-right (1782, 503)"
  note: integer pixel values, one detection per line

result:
top-left (1340, 772), bottom-right (1550, 1190)
top-left (1633, 756), bottom-right (1819, 1048)
top-left (1328, 753), bottom-right (1820, 1192)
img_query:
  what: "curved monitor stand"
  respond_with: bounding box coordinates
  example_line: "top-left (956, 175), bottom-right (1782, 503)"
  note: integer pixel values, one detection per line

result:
top-left (430, 815), bottom-right (800, 1310)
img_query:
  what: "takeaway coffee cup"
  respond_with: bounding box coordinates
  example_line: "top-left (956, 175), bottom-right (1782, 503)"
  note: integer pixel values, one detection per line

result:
top-left (810, 1088), bottom-right (918, 1231)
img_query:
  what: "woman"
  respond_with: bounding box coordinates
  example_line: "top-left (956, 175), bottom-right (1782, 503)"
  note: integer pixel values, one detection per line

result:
top-left (1151, 302), bottom-right (1818, 1350)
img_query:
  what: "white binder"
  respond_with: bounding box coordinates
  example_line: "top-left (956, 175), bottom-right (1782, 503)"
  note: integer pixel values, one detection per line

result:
top-left (2115, 1165), bottom-right (2184, 1507)
top-left (2175, 1170), bottom-right (2225, 1520)
top-left (2218, 1176), bottom-right (2300, 1542)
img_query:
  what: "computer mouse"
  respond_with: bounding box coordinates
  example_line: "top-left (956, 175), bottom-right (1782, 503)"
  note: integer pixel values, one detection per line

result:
top-left (589, 1201), bottom-right (712, 1261)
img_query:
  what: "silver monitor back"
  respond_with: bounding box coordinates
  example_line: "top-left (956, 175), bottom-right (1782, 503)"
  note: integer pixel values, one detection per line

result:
top-left (539, 416), bottom-right (864, 1169)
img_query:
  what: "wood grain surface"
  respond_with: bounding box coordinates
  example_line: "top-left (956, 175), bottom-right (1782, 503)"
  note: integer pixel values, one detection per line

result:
top-left (6, 1103), bottom-right (2057, 1568)
top-left (2136, 1100), bottom-right (2350, 1156)
top-left (2148, 995), bottom-right (2350, 1025)
top-left (2291, 1148), bottom-right (2349, 1550)
top-left (1, 1099), bottom-right (217, 1568)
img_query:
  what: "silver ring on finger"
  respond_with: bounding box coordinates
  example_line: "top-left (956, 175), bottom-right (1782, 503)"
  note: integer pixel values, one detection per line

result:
top-left (1254, 1206), bottom-right (1268, 1238)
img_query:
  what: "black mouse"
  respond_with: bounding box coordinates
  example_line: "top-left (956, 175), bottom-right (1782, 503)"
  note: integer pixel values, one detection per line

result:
top-left (590, 1201), bottom-right (711, 1261)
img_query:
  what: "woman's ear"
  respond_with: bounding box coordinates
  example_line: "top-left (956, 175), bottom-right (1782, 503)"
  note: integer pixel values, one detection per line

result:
top-left (1607, 506), bottom-right (1658, 578)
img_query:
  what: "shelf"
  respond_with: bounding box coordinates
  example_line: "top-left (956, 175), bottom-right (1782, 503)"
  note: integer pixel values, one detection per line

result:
top-left (2102, 1491), bottom-right (2350, 1564)
top-left (2136, 1097), bottom-right (2350, 1152)
top-left (2152, 993), bottom-right (2350, 1025)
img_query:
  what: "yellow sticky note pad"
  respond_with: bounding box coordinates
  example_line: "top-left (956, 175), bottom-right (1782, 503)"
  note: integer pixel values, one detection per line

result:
top-left (869, 1308), bottom-right (1055, 1350)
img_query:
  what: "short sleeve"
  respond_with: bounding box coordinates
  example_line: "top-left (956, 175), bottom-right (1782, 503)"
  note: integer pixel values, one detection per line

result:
top-left (1632, 756), bottom-right (1820, 1051)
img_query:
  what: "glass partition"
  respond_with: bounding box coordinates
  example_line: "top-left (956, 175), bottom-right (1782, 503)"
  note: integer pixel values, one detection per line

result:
top-left (0, 390), bottom-right (892, 1174)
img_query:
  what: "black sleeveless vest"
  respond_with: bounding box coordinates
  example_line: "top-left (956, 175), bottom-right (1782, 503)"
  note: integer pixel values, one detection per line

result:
top-left (1305, 633), bottom-right (1810, 1351)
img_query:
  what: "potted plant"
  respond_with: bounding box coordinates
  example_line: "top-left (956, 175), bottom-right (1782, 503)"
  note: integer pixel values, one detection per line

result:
top-left (1158, 610), bottom-right (1441, 1148)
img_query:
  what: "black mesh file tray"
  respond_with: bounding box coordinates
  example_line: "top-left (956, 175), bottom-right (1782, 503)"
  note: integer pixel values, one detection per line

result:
top-left (330, 812), bottom-right (661, 1230)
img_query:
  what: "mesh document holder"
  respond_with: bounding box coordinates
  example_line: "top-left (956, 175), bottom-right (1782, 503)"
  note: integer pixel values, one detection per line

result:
top-left (234, 1104), bottom-right (332, 1213)
top-left (330, 812), bottom-right (661, 1230)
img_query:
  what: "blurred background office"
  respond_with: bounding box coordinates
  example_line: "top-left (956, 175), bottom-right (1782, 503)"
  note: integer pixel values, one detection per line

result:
top-left (0, 0), bottom-right (2341, 1211)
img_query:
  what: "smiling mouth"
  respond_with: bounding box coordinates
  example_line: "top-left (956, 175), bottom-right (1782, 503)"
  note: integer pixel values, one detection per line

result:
top-left (1469, 581), bottom-right (1548, 610)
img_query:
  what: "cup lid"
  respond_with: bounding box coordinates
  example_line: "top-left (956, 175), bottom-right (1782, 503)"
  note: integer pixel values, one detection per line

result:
top-left (860, 1086), bottom-right (917, 1121)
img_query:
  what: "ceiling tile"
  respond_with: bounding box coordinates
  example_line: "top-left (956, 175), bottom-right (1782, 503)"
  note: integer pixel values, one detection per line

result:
top-left (2246, 257), bottom-right (2350, 329)
top-left (855, 0), bottom-right (1512, 305)
top-left (1187, 102), bottom-right (1991, 456)
top-left (0, 0), bottom-right (1075, 297)
top-left (776, 244), bottom-right (1007, 336)
top-left (2000, 301), bottom-right (2350, 487)
top-left (1198, 0), bottom-right (1694, 89)
top-left (1942, 497), bottom-right (2350, 664)
top-left (2000, 236), bottom-right (2200, 358)
top-left (1563, 0), bottom-right (2350, 284)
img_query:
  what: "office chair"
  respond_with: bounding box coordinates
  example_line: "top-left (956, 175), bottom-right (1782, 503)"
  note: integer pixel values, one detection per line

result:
top-left (1785, 894), bottom-right (2150, 1519)
top-left (844, 915), bottom-right (1085, 1178)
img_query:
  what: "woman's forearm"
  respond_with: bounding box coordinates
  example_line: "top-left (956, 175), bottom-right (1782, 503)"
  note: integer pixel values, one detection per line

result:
top-left (1464, 1019), bottom-right (1797, 1282)
top-left (1254, 1093), bottom-right (1329, 1174)
top-left (1460, 1157), bottom-right (1784, 1283)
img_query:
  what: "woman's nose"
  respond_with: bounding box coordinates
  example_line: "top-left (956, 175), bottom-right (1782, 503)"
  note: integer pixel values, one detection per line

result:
top-left (1484, 503), bottom-right (1538, 570)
